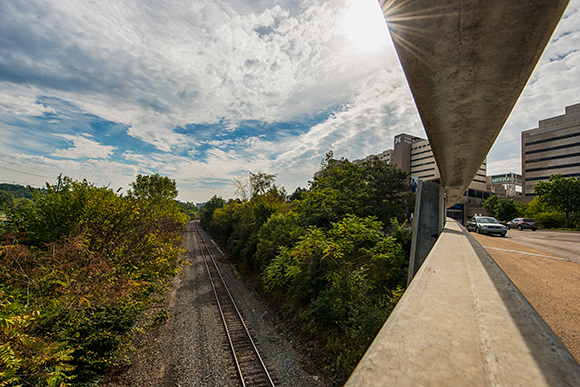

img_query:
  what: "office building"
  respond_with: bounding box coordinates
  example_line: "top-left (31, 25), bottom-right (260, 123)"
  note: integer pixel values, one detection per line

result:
top-left (522, 103), bottom-right (580, 196)
top-left (487, 173), bottom-right (522, 197)
top-left (356, 133), bottom-right (486, 192)
top-left (354, 133), bottom-right (489, 223)
top-left (354, 149), bottom-right (394, 165)
top-left (393, 134), bottom-right (487, 192)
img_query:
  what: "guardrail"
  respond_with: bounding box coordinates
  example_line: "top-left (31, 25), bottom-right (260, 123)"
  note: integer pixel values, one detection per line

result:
top-left (346, 218), bottom-right (580, 386)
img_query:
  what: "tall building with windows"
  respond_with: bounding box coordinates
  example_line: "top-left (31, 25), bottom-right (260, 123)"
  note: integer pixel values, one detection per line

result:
top-left (353, 133), bottom-right (489, 223)
top-left (354, 149), bottom-right (394, 165)
top-left (356, 133), bottom-right (487, 192)
top-left (487, 173), bottom-right (522, 197)
top-left (522, 103), bottom-right (580, 196)
top-left (393, 133), bottom-right (487, 192)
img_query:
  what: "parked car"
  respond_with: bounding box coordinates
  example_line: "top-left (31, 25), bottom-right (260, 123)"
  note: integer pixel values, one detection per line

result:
top-left (466, 216), bottom-right (507, 236)
top-left (506, 218), bottom-right (537, 231)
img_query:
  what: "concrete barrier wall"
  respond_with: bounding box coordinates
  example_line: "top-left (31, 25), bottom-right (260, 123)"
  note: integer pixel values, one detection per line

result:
top-left (346, 219), bottom-right (580, 386)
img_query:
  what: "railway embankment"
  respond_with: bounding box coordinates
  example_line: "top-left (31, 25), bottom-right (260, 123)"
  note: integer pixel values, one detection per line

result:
top-left (99, 221), bottom-right (320, 387)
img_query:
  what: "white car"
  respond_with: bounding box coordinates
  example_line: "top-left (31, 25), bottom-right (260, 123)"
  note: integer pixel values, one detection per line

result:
top-left (466, 216), bottom-right (507, 237)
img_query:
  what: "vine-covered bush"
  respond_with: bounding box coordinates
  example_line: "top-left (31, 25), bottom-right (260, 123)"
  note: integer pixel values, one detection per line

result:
top-left (262, 215), bottom-right (409, 371)
top-left (0, 175), bottom-right (186, 386)
top-left (204, 156), bottom-right (411, 379)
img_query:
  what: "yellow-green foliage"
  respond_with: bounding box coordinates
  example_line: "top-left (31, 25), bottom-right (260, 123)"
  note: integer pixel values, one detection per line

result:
top-left (262, 215), bottom-right (409, 373)
top-left (202, 161), bottom-right (411, 379)
top-left (0, 175), bottom-right (186, 385)
top-left (0, 297), bottom-right (75, 387)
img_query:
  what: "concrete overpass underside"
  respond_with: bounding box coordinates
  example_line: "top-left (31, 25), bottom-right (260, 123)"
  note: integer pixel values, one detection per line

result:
top-left (379, 0), bottom-right (570, 204)
top-left (346, 1), bottom-right (580, 385)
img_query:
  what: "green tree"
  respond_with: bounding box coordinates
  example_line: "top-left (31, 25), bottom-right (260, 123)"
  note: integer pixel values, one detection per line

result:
top-left (211, 186), bottom-right (288, 267)
top-left (482, 195), bottom-right (520, 222)
top-left (534, 174), bottom-right (580, 228)
top-left (128, 173), bottom-right (178, 202)
top-left (249, 172), bottom-right (277, 197)
top-left (288, 186), bottom-right (307, 202)
top-left (296, 155), bottom-right (408, 228)
top-left (0, 190), bottom-right (14, 209)
top-left (255, 212), bottom-right (305, 269)
top-left (497, 199), bottom-right (521, 223)
top-left (363, 156), bottom-right (409, 222)
top-left (8, 176), bottom-right (88, 245)
top-left (482, 195), bottom-right (500, 218)
top-left (521, 197), bottom-right (564, 229)
top-left (0, 183), bottom-right (37, 199)
top-left (177, 201), bottom-right (198, 220)
top-left (262, 215), bottom-right (410, 372)
top-left (12, 197), bottom-right (31, 211)
top-left (199, 195), bottom-right (226, 227)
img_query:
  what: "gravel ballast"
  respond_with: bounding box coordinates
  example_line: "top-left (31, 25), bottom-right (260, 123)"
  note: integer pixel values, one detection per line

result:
top-left (99, 220), bottom-right (321, 387)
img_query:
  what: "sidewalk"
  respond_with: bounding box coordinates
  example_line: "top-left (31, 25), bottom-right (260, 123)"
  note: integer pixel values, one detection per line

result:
top-left (472, 233), bottom-right (580, 362)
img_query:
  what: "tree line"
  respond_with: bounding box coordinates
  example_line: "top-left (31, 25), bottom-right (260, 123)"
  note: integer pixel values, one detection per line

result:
top-left (482, 174), bottom-right (580, 229)
top-left (0, 174), bottom-right (189, 386)
top-left (199, 153), bottom-right (412, 379)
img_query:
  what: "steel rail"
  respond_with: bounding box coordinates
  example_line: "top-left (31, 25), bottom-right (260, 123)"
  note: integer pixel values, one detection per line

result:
top-left (194, 226), bottom-right (276, 387)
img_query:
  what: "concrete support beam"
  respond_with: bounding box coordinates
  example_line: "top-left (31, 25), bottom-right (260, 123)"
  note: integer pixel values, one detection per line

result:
top-left (380, 0), bottom-right (570, 204)
top-left (408, 180), bottom-right (444, 284)
top-left (346, 219), bottom-right (580, 386)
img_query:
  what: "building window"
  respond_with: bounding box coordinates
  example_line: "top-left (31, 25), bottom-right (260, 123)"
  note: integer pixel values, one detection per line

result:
top-left (414, 167), bottom-right (435, 174)
top-left (525, 131), bottom-right (580, 146)
top-left (525, 142), bottom-right (580, 155)
top-left (526, 151), bottom-right (580, 164)
top-left (526, 162), bottom-right (580, 173)
top-left (525, 172), bottom-right (580, 181)
top-left (411, 161), bottom-right (435, 169)
top-left (412, 155), bottom-right (434, 162)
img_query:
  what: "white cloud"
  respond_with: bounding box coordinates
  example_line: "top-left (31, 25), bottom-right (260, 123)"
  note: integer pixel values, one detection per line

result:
top-left (1, 0), bottom-right (579, 202)
top-left (52, 134), bottom-right (116, 159)
top-left (1, 0), bottom-right (396, 151)
top-left (488, 3), bottom-right (580, 175)
top-left (487, 157), bottom-right (522, 177)
top-left (201, 136), bottom-right (268, 150)
top-left (0, 88), bottom-right (56, 117)
top-left (272, 64), bottom-right (423, 176)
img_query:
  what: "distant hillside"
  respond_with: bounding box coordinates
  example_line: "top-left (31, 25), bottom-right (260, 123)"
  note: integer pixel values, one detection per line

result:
top-left (0, 183), bottom-right (45, 198)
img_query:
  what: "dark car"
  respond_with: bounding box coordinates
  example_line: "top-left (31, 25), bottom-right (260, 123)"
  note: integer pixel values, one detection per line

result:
top-left (506, 218), bottom-right (537, 231)
top-left (466, 216), bottom-right (507, 236)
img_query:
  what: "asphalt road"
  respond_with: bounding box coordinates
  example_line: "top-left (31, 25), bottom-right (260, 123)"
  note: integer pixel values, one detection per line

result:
top-left (502, 229), bottom-right (580, 264)
top-left (470, 229), bottom-right (580, 363)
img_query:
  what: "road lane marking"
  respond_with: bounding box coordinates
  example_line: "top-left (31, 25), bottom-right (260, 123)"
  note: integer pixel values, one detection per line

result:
top-left (482, 246), bottom-right (569, 262)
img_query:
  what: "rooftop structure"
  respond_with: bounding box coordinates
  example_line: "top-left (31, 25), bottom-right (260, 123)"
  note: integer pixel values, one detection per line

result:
top-left (355, 133), bottom-right (486, 192)
top-left (487, 173), bottom-right (523, 198)
top-left (522, 103), bottom-right (580, 196)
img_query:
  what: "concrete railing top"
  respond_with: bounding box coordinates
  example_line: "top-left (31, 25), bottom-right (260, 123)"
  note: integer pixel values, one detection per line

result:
top-left (346, 219), bottom-right (580, 386)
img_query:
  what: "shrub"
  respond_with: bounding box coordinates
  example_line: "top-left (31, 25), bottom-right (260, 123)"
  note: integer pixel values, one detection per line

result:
top-left (0, 176), bottom-right (186, 385)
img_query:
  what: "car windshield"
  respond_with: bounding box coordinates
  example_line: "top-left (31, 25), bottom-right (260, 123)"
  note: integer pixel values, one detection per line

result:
top-left (478, 218), bottom-right (499, 224)
top-left (523, 218), bottom-right (535, 222)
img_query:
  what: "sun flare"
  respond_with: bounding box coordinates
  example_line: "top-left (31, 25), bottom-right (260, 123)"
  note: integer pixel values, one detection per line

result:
top-left (340, 0), bottom-right (390, 53)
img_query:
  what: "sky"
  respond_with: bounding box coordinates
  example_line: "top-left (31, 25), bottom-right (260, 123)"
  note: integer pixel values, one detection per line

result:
top-left (1, 0), bottom-right (579, 203)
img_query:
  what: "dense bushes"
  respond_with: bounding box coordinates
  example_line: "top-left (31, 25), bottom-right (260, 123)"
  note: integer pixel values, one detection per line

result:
top-left (534, 174), bottom-right (580, 228)
top-left (0, 175), bottom-right (187, 385)
top-left (482, 174), bottom-right (580, 229)
top-left (203, 155), bottom-right (411, 377)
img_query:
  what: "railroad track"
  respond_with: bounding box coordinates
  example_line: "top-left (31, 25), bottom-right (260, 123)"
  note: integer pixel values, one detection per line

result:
top-left (193, 225), bottom-right (278, 387)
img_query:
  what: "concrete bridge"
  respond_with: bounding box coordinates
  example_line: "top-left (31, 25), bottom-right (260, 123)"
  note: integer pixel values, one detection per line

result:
top-left (347, 1), bottom-right (580, 385)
